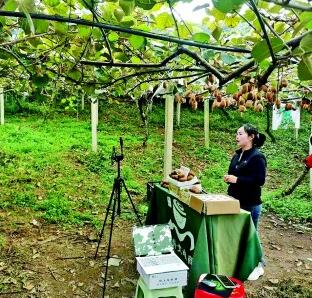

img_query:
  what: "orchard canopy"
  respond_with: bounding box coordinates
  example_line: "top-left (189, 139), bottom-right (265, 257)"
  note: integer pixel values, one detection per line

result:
top-left (0, 0), bottom-right (312, 108)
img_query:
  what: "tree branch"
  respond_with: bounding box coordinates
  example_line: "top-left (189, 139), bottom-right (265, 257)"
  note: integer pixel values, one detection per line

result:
top-left (81, 48), bottom-right (185, 68)
top-left (167, 0), bottom-right (180, 39)
top-left (126, 72), bottom-right (203, 95)
top-left (0, 46), bottom-right (32, 75)
top-left (249, 0), bottom-right (276, 64)
top-left (81, 0), bottom-right (113, 62)
top-left (0, 10), bottom-right (251, 53)
top-left (107, 67), bottom-right (205, 87)
top-left (262, 0), bottom-right (312, 11)
top-left (178, 47), bottom-right (224, 80)
top-left (0, 33), bottom-right (52, 47)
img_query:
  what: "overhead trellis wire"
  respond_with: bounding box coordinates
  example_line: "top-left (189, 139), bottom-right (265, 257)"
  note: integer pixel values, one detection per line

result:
top-left (0, 11), bottom-right (251, 54)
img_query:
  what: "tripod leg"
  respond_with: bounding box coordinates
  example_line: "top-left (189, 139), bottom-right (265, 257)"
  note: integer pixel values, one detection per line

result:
top-left (102, 187), bottom-right (118, 298)
top-left (95, 179), bottom-right (118, 259)
top-left (121, 178), bottom-right (143, 226)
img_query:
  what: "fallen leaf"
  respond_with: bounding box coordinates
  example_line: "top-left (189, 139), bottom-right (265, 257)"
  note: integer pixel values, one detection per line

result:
top-left (108, 257), bottom-right (122, 267)
top-left (271, 244), bottom-right (281, 251)
top-left (112, 282), bottom-right (120, 288)
top-left (296, 261), bottom-right (303, 267)
top-left (23, 282), bottom-right (35, 290)
top-left (31, 219), bottom-right (40, 227)
top-left (123, 278), bottom-right (137, 286)
top-left (32, 253), bottom-right (40, 259)
top-left (264, 286), bottom-right (276, 291)
top-left (268, 278), bottom-right (279, 285)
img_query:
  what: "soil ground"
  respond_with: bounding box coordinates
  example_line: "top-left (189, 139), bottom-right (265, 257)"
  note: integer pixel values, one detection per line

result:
top-left (0, 211), bottom-right (311, 298)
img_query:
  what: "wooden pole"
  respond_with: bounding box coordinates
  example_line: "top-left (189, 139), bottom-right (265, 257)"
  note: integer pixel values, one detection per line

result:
top-left (0, 88), bottom-right (4, 125)
top-left (163, 94), bottom-right (174, 179)
top-left (204, 97), bottom-right (210, 148)
top-left (81, 91), bottom-right (85, 111)
top-left (176, 102), bottom-right (181, 127)
top-left (91, 99), bottom-right (98, 152)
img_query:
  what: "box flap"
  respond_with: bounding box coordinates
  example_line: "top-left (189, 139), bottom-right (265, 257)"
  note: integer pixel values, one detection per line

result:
top-left (136, 253), bottom-right (188, 274)
top-left (132, 224), bottom-right (173, 256)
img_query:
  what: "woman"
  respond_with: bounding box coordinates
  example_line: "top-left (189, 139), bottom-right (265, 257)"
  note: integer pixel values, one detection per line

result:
top-left (224, 123), bottom-right (266, 229)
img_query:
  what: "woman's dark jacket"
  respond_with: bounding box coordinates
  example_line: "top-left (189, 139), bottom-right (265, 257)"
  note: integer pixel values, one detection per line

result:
top-left (227, 147), bottom-right (266, 207)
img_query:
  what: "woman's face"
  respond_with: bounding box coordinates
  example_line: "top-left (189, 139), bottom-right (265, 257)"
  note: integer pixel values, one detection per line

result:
top-left (236, 126), bottom-right (253, 148)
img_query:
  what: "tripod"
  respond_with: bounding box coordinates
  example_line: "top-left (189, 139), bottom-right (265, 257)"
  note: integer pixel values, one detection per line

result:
top-left (94, 137), bottom-right (142, 298)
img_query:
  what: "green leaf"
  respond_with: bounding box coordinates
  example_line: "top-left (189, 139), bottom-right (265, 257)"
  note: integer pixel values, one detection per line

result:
top-left (129, 35), bottom-right (146, 49)
top-left (259, 59), bottom-right (271, 71)
top-left (68, 70), bottom-right (82, 81)
top-left (114, 52), bottom-right (128, 62)
top-left (3, 0), bottom-right (18, 11)
top-left (34, 19), bottom-right (49, 33)
top-left (120, 16), bottom-right (136, 27)
top-left (108, 32), bottom-right (119, 42)
top-left (224, 15), bottom-right (240, 28)
top-left (268, 4), bottom-right (281, 14)
top-left (140, 82), bottom-right (150, 91)
top-left (212, 0), bottom-right (246, 13)
top-left (32, 75), bottom-right (50, 87)
top-left (79, 0), bottom-right (95, 9)
top-left (131, 56), bottom-right (141, 63)
top-left (119, 0), bottom-right (135, 16)
top-left (155, 12), bottom-right (174, 29)
top-left (208, 7), bottom-right (225, 20)
top-left (300, 32), bottom-right (312, 54)
top-left (251, 37), bottom-right (285, 63)
top-left (135, 0), bottom-right (156, 10)
top-left (212, 26), bottom-right (222, 41)
top-left (114, 8), bottom-right (125, 22)
top-left (43, 0), bottom-right (60, 7)
top-left (203, 50), bottom-right (216, 61)
top-left (298, 55), bottom-right (312, 81)
top-left (192, 32), bottom-right (210, 43)
top-left (78, 26), bottom-right (92, 38)
top-left (292, 12), bottom-right (312, 37)
top-left (18, 0), bottom-right (34, 11)
top-left (292, 46), bottom-right (304, 57)
top-left (243, 9), bottom-right (256, 22)
top-left (274, 22), bottom-right (286, 34)
top-left (220, 53), bottom-right (236, 64)
top-left (226, 81), bottom-right (239, 94)
top-left (53, 22), bottom-right (67, 34)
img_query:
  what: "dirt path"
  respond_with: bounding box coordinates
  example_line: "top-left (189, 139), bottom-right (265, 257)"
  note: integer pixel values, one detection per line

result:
top-left (0, 212), bottom-right (311, 297)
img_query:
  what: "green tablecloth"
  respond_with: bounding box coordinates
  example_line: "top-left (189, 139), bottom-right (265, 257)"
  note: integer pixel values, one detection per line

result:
top-left (145, 183), bottom-right (263, 297)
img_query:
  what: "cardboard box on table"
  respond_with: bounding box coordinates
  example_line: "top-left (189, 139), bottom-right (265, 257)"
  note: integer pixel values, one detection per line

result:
top-left (133, 224), bottom-right (188, 289)
top-left (189, 193), bottom-right (240, 215)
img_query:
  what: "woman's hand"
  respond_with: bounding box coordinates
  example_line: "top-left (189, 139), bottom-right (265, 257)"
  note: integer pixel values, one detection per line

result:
top-left (224, 174), bottom-right (238, 184)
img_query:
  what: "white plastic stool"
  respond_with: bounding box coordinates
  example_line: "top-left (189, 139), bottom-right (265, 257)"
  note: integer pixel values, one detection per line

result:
top-left (135, 276), bottom-right (184, 298)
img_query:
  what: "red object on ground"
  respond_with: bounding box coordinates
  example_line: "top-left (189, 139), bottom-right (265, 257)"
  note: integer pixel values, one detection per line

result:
top-left (194, 277), bottom-right (245, 298)
top-left (304, 154), bottom-right (312, 169)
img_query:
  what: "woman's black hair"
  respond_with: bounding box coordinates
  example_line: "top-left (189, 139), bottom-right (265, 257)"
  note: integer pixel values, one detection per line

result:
top-left (242, 123), bottom-right (266, 148)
